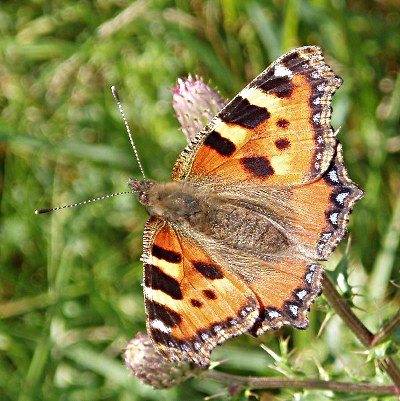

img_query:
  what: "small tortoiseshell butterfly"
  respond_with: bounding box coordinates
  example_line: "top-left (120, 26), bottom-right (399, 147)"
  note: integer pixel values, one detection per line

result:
top-left (36, 46), bottom-right (364, 367)
top-left (129, 46), bottom-right (364, 366)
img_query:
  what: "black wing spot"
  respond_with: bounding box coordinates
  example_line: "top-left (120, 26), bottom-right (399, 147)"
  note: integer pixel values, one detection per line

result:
top-left (204, 130), bottom-right (236, 156)
top-left (193, 262), bottom-right (224, 280)
top-left (220, 95), bottom-right (270, 128)
top-left (241, 156), bottom-right (275, 177)
top-left (152, 244), bottom-right (181, 263)
top-left (255, 75), bottom-right (294, 99)
top-left (203, 289), bottom-right (217, 300)
top-left (276, 118), bottom-right (290, 129)
top-left (281, 51), bottom-right (300, 68)
top-left (275, 138), bottom-right (290, 150)
top-left (146, 300), bottom-right (182, 327)
top-left (144, 264), bottom-right (183, 300)
top-left (190, 299), bottom-right (203, 308)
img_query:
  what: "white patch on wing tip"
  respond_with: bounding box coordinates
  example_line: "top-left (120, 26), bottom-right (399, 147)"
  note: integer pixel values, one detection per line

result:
top-left (214, 116), bottom-right (222, 124)
top-left (274, 64), bottom-right (294, 78)
top-left (151, 319), bottom-right (171, 333)
top-left (239, 87), bottom-right (254, 99)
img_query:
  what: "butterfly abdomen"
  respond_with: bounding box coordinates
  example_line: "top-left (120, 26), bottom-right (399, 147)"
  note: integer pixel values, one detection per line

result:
top-left (205, 204), bottom-right (290, 255)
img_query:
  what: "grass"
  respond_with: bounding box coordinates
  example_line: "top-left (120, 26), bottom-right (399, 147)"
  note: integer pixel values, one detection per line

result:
top-left (0, 1), bottom-right (399, 400)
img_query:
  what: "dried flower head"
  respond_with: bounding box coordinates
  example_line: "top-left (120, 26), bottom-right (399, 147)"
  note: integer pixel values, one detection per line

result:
top-left (123, 333), bottom-right (205, 389)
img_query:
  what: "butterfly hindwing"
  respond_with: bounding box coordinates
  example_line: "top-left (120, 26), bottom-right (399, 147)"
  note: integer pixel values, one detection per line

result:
top-left (142, 216), bottom-right (259, 366)
top-left (243, 259), bottom-right (324, 335)
top-left (289, 142), bottom-right (365, 259)
top-left (173, 46), bottom-right (341, 186)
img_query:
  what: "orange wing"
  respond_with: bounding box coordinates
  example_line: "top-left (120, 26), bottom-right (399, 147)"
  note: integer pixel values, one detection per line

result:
top-left (243, 259), bottom-right (324, 336)
top-left (142, 216), bottom-right (259, 366)
top-left (289, 143), bottom-right (364, 260)
top-left (142, 216), bottom-right (326, 363)
top-left (173, 46), bottom-right (341, 186)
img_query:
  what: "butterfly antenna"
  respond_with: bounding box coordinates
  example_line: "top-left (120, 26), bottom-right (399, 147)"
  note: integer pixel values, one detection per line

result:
top-left (111, 86), bottom-right (146, 180)
top-left (35, 191), bottom-right (132, 214)
top-left (35, 87), bottom-right (144, 215)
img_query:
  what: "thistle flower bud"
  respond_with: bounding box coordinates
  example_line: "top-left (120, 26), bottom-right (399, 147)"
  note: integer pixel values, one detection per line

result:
top-left (123, 333), bottom-right (204, 389)
top-left (172, 75), bottom-right (227, 143)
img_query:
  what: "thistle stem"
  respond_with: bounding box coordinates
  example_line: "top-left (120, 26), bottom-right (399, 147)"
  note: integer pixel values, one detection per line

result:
top-left (204, 370), bottom-right (398, 395)
top-left (371, 311), bottom-right (400, 347)
top-left (323, 273), bottom-right (400, 389)
top-left (322, 273), bottom-right (373, 346)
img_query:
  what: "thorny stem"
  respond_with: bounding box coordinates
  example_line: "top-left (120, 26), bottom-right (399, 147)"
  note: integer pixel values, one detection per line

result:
top-left (371, 311), bottom-right (400, 347)
top-left (322, 273), bottom-right (374, 346)
top-left (203, 370), bottom-right (398, 395)
top-left (323, 273), bottom-right (400, 390)
top-left (204, 274), bottom-right (399, 396)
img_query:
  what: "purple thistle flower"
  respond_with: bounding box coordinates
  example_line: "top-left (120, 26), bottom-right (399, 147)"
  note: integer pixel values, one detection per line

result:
top-left (172, 75), bottom-right (227, 143)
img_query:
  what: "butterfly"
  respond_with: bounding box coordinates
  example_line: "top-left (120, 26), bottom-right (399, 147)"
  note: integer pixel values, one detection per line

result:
top-left (129, 46), bottom-right (364, 366)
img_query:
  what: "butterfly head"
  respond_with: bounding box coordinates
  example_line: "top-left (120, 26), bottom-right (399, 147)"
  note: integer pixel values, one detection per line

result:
top-left (128, 178), bottom-right (156, 206)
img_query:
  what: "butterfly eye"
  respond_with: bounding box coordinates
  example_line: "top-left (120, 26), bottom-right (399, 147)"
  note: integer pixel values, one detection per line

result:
top-left (139, 193), bottom-right (149, 204)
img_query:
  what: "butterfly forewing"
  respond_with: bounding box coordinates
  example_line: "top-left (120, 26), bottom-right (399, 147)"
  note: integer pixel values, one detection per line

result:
top-left (173, 46), bottom-right (341, 186)
top-left (142, 216), bottom-right (259, 366)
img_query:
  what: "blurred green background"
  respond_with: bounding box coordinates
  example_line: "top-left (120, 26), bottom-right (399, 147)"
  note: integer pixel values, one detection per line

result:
top-left (1, 1), bottom-right (399, 400)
